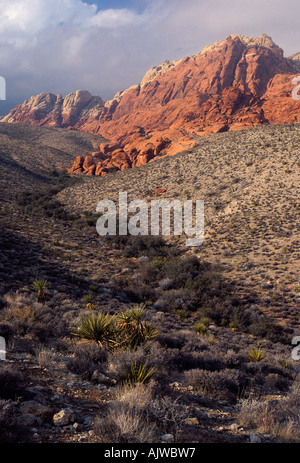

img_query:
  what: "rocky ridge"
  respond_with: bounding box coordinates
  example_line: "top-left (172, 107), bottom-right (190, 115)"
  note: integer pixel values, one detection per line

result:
top-left (1, 34), bottom-right (300, 176)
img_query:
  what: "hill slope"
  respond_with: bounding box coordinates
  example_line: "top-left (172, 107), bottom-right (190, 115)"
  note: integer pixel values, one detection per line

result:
top-left (58, 122), bottom-right (300, 331)
top-left (0, 122), bottom-right (105, 201)
top-left (0, 121), bottom-right (299, 444)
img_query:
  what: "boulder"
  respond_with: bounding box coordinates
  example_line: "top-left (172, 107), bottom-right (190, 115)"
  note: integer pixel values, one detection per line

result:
top-left (53, 408), bottom-right (75, 427)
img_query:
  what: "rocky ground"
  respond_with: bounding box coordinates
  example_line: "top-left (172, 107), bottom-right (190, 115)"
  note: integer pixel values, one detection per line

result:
top-left (0, 122), bottom-right (299, 445)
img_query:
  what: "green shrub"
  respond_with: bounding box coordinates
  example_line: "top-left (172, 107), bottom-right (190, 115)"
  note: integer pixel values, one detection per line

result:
top-left (248, 347), bottom-right (265, 362)
top-left (249, 320), bottom-right (289, 344)
top-left (193, 322), bottom-right (208, 336)
top-left (74, 312), bottom-right (116, 347)
top-left (73, 305), bottom-right (158, 351)
top-left (117, 304), bottom-right (158, 350)
top-left (123, 235), bottom-right (170, 258)
top-left (31, 279), bottom-right (49, 302)
top-left (123, 360), bottom-right (155, 384)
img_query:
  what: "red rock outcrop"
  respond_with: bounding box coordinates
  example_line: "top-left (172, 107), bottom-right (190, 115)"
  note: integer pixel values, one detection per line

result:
top-left (2, 90), bottom-right (104, 128)
top-left (2, 34), bottom-right (300, 176)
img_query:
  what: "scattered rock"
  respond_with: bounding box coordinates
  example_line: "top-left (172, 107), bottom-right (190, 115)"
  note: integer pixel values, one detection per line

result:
top-left (160, 434), bottom-right (174, 443)
top-left (53, 408), bottom-right (75, 427)
top-left (185, 417), bottom-right (199, 426)
top-left (250, 433), bottom-right (262, 443)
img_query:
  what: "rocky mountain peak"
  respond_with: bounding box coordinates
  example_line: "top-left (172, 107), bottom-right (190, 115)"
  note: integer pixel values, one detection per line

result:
top-left (1, 34), bottom-right (300, 176)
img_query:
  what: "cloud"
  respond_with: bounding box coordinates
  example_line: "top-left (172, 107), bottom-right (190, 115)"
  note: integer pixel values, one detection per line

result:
top-left (0, 0), bottom-right (299, 113)
top-left (89, 8), bottom-right (142, 28)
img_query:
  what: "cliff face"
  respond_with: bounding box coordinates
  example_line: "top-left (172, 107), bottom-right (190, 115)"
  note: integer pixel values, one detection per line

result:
top-left (2, 34), bottom-right (300, 175)
top-left (2, 90), bottom-right (104, 128)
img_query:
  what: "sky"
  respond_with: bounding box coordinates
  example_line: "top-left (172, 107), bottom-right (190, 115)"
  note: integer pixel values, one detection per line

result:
top-left (0, 0), bottom-right (300, 114)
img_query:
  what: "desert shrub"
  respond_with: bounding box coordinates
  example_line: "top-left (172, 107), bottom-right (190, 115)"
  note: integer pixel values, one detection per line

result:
top-left (123, 235), bottom-right (172, 258)
top-left (116, 304), bottom-right (158, 350)
top-left (123, 360), bottom-right (156, 385)
top-left (170, 351), bottom-right (223, 372)
top-left (181, 334), bottom-right (211, 353)
top-left (148, 395), bottom-right (190, 440)
top-left (264, 373), bottom-right (290, 392)
top-left (67, 343), bottom-right (108, 380)
top-left (2, 299), bottom-right (69, 343)
top-left (238, 399), bottom-right (271, 429)
top-left (156, 333), bottom-right (187, 349)
top-left (110, 274), bottom-right (155, 303)
top-left (96, 380), bottom-right (189, 442)
top-left (139, 261), bottom-right (161, 284)
top-left (78, 211), bottom-right (101, 227)
top-left (14, 173), bottom-right (80, 222)
top-left (184, 368), bottom-right (248, 402)
top-left (73, 312), bottom-right (116, 347)
top-left (94, 383), bottom-right (156, 443)
top-left (150, 256), bottom-right (232, 316)
top-left (73, 343), bottom-right (108, 364)
top-left (242, 355), bottom-right (294, 390)
top-left (222, 349), bottom-right (246, 369)
top-left (249, 319), bottom-right (289, 344)
top-left (162, 255), bottom-right (204, 286)
top-left (238, 381), bottom-right (300, 441)
top-left (3, 305), bottom-right (39, 335)
top-left (14, 188), bottom-right (77, 221)
top-left (67, 356), bottom-right (99, 380)
top-left (154, 288), bottom-right (197, 313)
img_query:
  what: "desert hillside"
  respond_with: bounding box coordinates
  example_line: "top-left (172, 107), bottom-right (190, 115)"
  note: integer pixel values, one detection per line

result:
top-left (58, 122), bottom-right (300, 331)
top-left (0, 121), bottom-right (299, 444)
top-left (0, 122), bottom-right (105, 201)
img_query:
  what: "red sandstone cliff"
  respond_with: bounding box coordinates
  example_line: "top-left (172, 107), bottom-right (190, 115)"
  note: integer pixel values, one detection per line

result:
top-left (1, 34), bottom-right (300, 175)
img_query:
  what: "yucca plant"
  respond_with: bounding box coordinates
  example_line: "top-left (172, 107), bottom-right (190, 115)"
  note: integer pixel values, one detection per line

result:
top-left (117, 304), bottom-right (158, 350)
top-left (124, 360), bottom-right (155, 385)
top-left (248, 346), bottom-right (265, 362)
top-left (193, 322), bottom-right (208, 336)
top-left (74, 311), bottom-right (116, 347)
top-left (32, 279), bottom-right (49, 302)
